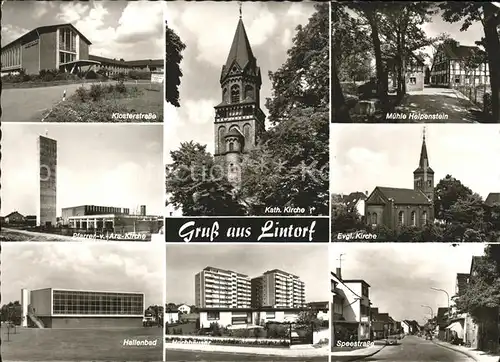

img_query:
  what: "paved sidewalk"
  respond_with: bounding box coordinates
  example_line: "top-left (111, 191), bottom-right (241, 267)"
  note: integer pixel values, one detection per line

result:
top-left (165, 343), bottom-right (329, 357)
top-left (331, 344), bottom-right (385, 361)
top-left (398, 87), bottom-right (483, 123)
top-left (433, 340), bottom-right (500, 362)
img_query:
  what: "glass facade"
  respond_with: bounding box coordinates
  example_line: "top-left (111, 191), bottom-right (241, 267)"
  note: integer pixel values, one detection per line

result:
top-left (59, 28), bottom-right (77, 52)
top-left (1, 45), bottom-right (21, 68)
top-left (52, 290), bottom-right (144, 315)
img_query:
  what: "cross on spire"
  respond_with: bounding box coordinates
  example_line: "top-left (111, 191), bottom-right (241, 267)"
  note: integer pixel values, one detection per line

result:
top-left (238, 1), bottom-right (242, 19)
top-left (423, 126), bottom-right (426, 142)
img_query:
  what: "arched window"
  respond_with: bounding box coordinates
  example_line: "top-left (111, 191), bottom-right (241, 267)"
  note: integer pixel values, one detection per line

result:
top-left (371, 212), bottom-right (377, 225)
top-left (427, 180), bottom-right (432, 187)
top-left (231, 85), bottom-right (240, 103)
top-left (222, 88), bottom-right (228, 103)
top-left (229, 142), bottom-right (234, 152)
top-left (411, 211), bottom-right (417, 226)
top-left (244, 85), bottom-right (254, 100)
top-left (422, 211), bottom-right (427, 225)
top-left (398, 211), bottom-right (405, 226)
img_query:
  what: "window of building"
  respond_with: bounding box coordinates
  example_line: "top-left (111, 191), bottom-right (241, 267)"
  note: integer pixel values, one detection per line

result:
top-left (207, 311), bottom-right (220, 320)
top-left (411, 211), bottom-right (417, 226)
top-left (422, 211), bottom-right (427, 225)
top-left (52, 290), bottom-right (143, 315)
top-left (409, 77), bottom-right (416, 85)
top-left (427, 180), bottom-right (432, 187)
top-left (230, 85), bottom-right (240, 103)
top-left (362, 284), bottom-right (369, 298)
top-left (371, 212), bottom-right (377, 225)
top-left (222, 88), bottom-right (228, 103)
top-left (398, 211), bottom-right (405, 226)
top-left (244, 85), bottom-right (253, 100)
top-left (266, 311), bottom-right (276, 319)
top-left (59, 27), bottom-right (77, 52)
top-left (229, 142), bottom-right (234, 152)
top-left (232, 316), bottom-right (247, 325)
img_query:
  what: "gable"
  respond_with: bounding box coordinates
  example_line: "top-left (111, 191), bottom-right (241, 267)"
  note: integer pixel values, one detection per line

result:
top-left (366, 188), bottom-right (387, 205)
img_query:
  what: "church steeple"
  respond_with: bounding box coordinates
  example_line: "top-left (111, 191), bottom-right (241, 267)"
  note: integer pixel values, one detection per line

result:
top-left (213, 4), bottom-right (266, 185)
top-left (413, 127), bottom-right (434, 202)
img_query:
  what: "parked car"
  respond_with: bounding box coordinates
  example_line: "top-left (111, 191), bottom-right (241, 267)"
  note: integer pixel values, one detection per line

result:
top-left (386, 335), bottom-right (400, 345)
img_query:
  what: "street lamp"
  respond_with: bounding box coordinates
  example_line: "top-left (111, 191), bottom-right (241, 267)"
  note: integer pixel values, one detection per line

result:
top-left (431, 287), bottom-right (450, 320)
top-left (421, 304), bottom-right (434, 319)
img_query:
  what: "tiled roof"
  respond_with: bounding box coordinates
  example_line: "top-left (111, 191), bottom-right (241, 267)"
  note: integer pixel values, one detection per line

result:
top-left (372, 187), bottom-right (432, 205)
top-left (442, 44), bottom-right (482, 60)
top-left (485, 193), bottom-right (500, 206)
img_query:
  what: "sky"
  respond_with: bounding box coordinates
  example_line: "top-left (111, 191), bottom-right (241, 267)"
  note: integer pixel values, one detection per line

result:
top-left (1, 123), bottom-right (164, 217)
top-left (1, 0), bottom-right (163, 60)
top-left (166, 244), bottom-right (330, 305)
top-left (331, 124), bottom-right (500, 201)
top-left (330, 243), bottom-right (487, 325)
top-left (164, 1), bottom-right (316, 163)
top-left (1, 242), bottom-right (164, 307)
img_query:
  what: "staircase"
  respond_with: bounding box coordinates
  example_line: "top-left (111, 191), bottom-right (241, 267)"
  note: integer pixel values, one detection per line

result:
top-left (27, 306), bottom-right (45, 328)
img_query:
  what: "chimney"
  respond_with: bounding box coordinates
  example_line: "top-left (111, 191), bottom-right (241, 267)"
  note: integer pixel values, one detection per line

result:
top-left (365, 190), bottom-right (368, 196)
top-left (140, 205), bottom-right (146, 216)
top-left (336, 268), bottom-right (342, 279)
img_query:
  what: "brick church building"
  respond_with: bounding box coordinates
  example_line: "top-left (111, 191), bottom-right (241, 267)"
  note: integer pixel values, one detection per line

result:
top-left (365, 130), bottom-right (435, 229)
top-left (213, 12), bottom-right (265, 184)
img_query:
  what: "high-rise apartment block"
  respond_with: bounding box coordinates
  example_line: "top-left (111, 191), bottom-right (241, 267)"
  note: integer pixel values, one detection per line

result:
top-left (195, 267), bottom-right (251, 308)
top-left (251, 269), bottom-right (306, 308)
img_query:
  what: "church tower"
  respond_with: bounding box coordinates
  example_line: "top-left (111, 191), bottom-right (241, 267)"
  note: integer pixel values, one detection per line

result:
top-left (214, 6), bottom-right (265, 184)
top-left (413, 127), bottom-right (434, 202)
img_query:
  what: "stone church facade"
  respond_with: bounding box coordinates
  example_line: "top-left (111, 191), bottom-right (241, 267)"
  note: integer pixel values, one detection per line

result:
top-left (365, 131), bottom-right (435, 229)
top-left (213, 15), bottom-right (265, 184)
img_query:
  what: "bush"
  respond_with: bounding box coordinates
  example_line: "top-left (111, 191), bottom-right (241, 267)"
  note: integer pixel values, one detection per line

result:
top-left (89, 84), bottom-right (104, 101)
top-left (75, 86), bottom-right (88, 102)
top-left (128, 70), bottom-right (151, 80)
top-left (43, 73), bottom-right (55, 82)
top-left (104, 83), bottom-right (115, 93)
top-left (115, 80), bottom-right (126, 93)
top-left (164, 336), bottom-right (290, 347)
top-left (86, 70), bottom-right (98, 79)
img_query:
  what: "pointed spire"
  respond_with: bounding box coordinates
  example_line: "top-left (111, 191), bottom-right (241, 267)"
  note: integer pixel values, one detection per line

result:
top-left (223, 12), bottom-right (255, 77)
top-left (419, 126), bottom-right (429, 168)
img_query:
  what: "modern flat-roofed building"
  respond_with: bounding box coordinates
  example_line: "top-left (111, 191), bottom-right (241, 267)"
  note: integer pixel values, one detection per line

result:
top-left (1, 23), bottom-right (163, 76)
top-left (21, 288), bottom-right (145, 328)
top-left (1, 24), bottom-right (94, 75)
top-left (198, 306), bottom-right (305, 329)
top-left (195, 267), bottom-right (251, 308)
top-left (61, 205), bottom-right (161, 234)
top-left (251, 269), bottom-right (306, 308)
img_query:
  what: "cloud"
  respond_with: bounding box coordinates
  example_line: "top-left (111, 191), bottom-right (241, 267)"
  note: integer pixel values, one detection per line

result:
top-left (183, 99), bottom-right (219, 125)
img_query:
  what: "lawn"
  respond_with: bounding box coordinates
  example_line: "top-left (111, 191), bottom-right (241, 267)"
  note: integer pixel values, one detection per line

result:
top-left (166, 322), bottom-right (197, 335)
top-left (43, 82), bottom-right (163, 122)
top-left (1, 325), bottom-right (163, 361)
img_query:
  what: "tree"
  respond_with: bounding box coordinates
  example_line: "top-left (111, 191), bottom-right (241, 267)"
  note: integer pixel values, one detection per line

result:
top-left (331, 204), bottom-right (364, 233)
top-left (455, 245), bottom-right (500, 352)
top-left (166, 22), bottom-right (186, 107)
top-left (439, 2), bottom-right (500, 122)
top-left (265, 3), bottom-right (329, 125)
top-left (241, 108), bottom-right (328, 215)
top-left (165, 142), bottom-right (246, 216)
top-left (434, 175), bottom-right (474, 222)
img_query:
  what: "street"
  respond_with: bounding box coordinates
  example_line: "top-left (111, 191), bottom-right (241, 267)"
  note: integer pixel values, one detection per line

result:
top-left (362, 335), bottom-right (473, 361)
top-left (166, 350), bottom-right (327, 362)
top-left (1, 83), bottom-right (83, 122)
top-left (1, 80), bottom-right (150, 122)
top-left (398, 87), bottom-right (483, 123)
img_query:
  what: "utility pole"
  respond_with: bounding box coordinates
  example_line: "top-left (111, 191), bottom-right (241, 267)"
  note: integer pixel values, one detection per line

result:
top-left (337, 253), bottom-right (345, 268)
